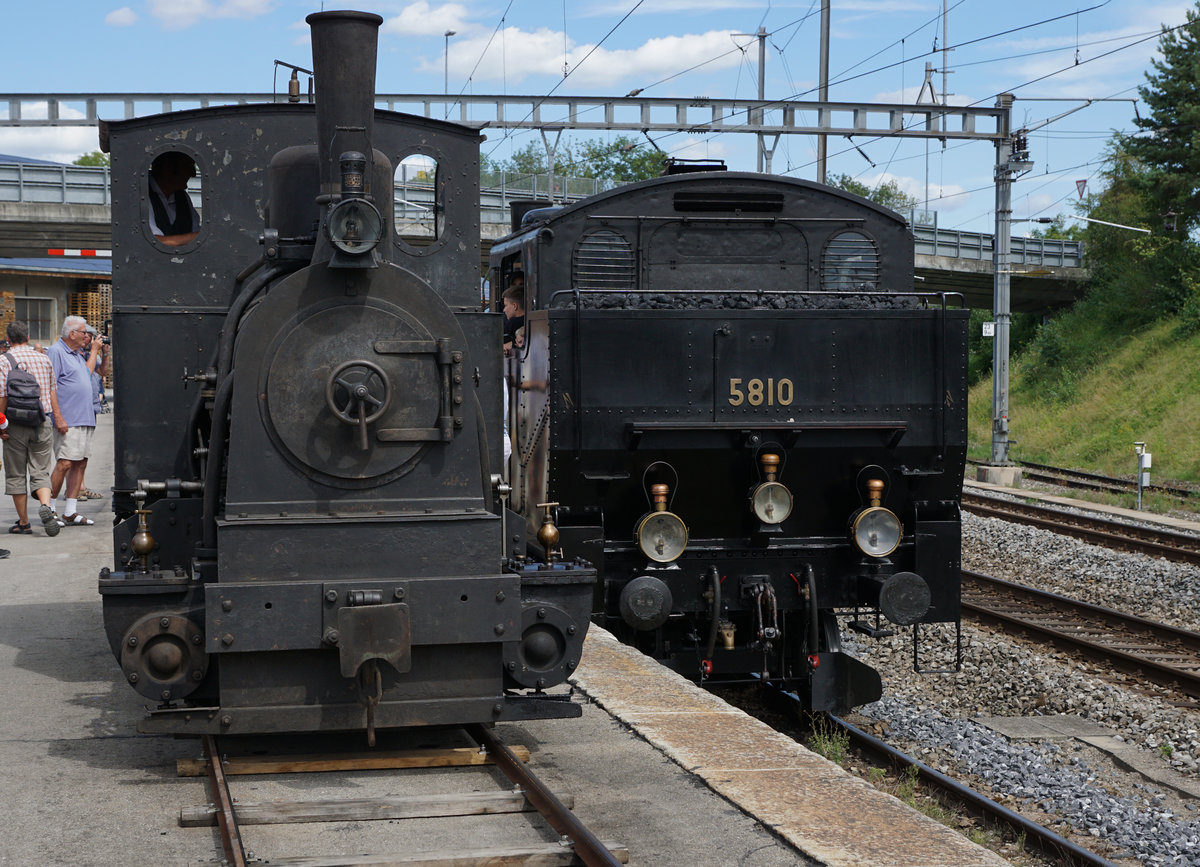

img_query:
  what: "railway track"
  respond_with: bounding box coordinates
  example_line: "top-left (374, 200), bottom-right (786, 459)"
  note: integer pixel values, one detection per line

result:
top-left (962, 569), bottom-right (1200, 701)
top-left (967, 459), bottom-right (1197, 501)
top-left (826, 714), bottom-right (1120, 867)
top-left (962, 490), bottom-right (1200, 566)
top-left (193, 728), bottom-right (626, 866)
top-left (743, 684), bottom-right (1118, 866)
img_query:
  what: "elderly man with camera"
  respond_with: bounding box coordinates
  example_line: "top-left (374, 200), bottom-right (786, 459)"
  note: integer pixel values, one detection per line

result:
top-left (46, 316), bottom-right (103, 527)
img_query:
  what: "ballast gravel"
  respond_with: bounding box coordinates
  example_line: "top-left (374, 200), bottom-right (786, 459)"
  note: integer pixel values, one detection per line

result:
top-left (847, 509), bottom-right (1200, 865)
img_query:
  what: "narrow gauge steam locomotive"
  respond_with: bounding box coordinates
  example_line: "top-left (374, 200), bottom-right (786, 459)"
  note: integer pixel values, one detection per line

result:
top-left (491, 168), bottom-right (967, 711)
top-left (97, 11), bottom-right (595, 739)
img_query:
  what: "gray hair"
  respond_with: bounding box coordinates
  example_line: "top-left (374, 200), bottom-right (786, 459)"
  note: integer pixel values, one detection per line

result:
top-left (61, 315), bottom-right (86, 340)
top-left (6, 320), bottom-right (29, 345)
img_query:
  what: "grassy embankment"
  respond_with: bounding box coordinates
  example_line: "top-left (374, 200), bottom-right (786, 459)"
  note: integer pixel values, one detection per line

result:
top-left (966, 315), bottom-right (1200, 513)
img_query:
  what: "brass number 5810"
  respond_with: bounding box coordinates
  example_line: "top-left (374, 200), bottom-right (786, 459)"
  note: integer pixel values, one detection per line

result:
top-left (728, 377), bottom-right (794, 407)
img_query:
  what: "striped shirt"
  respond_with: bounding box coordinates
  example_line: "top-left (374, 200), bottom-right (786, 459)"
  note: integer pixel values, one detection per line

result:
top-left (0, 343), bottom-right (55, 414)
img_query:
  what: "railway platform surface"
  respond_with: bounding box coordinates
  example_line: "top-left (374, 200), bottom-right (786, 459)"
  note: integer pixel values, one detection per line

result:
top-left (1, 410), bottom-right (1007, 865)
top-left (967, 477), bottom-right (1200, 533)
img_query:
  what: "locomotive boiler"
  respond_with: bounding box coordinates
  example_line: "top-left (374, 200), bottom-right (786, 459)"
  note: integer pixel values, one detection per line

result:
top-left (97, 10), bottom-right (595, 739)
top-left (491, 168), bottom-right (968, 712)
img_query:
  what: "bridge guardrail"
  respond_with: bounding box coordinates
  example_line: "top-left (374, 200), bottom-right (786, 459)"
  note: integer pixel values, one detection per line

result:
top-left (0, 161), bottom-right (599, 213)
top-left (0, 162), bottom-right (1083, 268)
top-left (912, 225), bottom-right (1082, 269)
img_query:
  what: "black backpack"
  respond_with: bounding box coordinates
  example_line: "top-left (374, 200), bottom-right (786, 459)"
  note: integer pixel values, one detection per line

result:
top-left (3, 351), bottom-right (45, 426)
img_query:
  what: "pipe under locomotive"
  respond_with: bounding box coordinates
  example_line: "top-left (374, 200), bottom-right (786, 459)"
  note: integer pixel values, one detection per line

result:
top-left (98, 11), bottom-right (595, 739)
top-left (492, 171), bottom-right (969, 712)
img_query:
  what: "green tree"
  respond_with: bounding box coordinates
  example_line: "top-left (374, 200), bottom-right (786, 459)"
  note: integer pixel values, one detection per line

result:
top-left (1026, 216), bottom-right (1083, 242)
top-left (1121, 4), bottom-right (1200, 236)
top-left (572, 136), bottom-right (664, 183)
top-left (828, 173), bottom-right (918, 213)
top-left (487, 135), bottom-right (664, 184)
top-left (74, 151), bottom-right (109, 167)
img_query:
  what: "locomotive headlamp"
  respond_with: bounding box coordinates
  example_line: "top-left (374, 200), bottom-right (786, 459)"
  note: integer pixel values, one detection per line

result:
top-left (850, 478), bottom-right (901, 557)
top-left (327, 198), bottom-right (382, 255)
top-left (327, 151), bottom-right (382, 257)
top-left (636, 483), bottom-right (688, 563)
top-left (750, 453), bottom-right (792, 524)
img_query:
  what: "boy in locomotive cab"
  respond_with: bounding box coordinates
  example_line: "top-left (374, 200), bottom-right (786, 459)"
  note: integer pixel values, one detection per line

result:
top-left (502, 279), bottom-right (526, 354)
top-left (148, 151), bottom-right (201, 247)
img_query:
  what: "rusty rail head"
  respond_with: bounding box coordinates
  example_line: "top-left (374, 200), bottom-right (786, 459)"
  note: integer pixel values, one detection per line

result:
top-left (202, 735), bottom-right (247, 867)
top-left (466, 724), bottom-right (623, 867)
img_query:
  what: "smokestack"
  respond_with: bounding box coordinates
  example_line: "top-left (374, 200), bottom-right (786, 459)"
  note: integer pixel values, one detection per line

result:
top-left (305, 10), bottom-right (383, 198)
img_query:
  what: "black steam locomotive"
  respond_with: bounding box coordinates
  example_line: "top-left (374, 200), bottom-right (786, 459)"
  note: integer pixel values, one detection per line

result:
top-left (491, 168), bottom-right (967, 711)
top-left (97, 10), bottom-right (595, 739)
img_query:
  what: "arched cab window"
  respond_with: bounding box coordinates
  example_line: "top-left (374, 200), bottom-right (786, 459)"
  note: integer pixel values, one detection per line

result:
top-left (394, 153), bottom-right (442, 251)
top-left (821, 231), bottom-right (880, 291)
top-left (572, 229), bottom-right (635, 290)
top-left (147, 150), bottom-right (202, 248)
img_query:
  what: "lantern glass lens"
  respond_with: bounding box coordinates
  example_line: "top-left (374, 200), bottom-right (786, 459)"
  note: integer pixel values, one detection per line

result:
top-left (636, 512), bottom-right (688, 563)
top-left (751, 481), bottom-right (793, 524)
top-left (852, 506), bottom-right (901, 557)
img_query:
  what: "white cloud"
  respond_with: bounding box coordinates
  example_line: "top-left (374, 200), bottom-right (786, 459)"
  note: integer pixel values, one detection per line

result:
top-left (857, 169), bottom-right (968, 211)
top-left (423, 27), bottom-right (745, 89)
top-left (105, 7), bottom-right (137, 26)
top-left (381, 2), bottom-right (469, 38)
top-left (871, 85), bottom-right (973, 106)
top-left (147, 0), bottom-right (274, 30)
top-left (0, 128), bottom-right (105, 165)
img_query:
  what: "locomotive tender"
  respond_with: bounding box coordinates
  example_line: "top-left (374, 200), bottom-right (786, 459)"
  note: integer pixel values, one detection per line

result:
top-left (98, 10), bottom-right (596, 739)
top-left (492, 168), bottom-right (968, 711)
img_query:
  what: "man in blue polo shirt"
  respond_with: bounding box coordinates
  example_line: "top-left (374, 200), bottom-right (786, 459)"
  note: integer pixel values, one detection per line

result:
top-left (47, 315), bottom-right (100, 527)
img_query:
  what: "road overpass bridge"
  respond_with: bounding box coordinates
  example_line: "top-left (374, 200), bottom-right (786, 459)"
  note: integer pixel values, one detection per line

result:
top-left (0, 160), bottom-right (1084, 313)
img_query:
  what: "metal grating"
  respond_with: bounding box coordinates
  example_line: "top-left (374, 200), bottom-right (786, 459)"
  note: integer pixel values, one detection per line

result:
top-left (573, 229), bottom-right (635, 291)
top-left (821, 231), bottom-right (879, 290)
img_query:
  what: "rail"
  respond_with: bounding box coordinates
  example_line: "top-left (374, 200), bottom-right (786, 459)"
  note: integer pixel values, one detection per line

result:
top-left (828, 714), bottom-right (1119, 867)
top-left (962, 490), bottom-right (1200, 565)
top-left (962, 569), bottom-right (1200, 700)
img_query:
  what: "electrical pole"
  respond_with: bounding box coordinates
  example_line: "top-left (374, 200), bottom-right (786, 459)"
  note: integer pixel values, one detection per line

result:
top-left (756, 27), bottom-right (767, 172)
top-left (817, 1), bottom-right (830, 183)
top-left (990, 93), bottom-right (1025, 467)
top-left (444, 30), bottom-right (456, 117)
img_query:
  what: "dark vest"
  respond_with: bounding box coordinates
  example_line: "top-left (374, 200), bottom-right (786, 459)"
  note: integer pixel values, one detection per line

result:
top-left (149, 185), bottom-right (194, 235)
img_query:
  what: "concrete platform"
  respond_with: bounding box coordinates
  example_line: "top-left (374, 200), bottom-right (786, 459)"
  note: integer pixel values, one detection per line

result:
top-left (574, 632), bottom-right (1009, 867)
top-left (0, 411), bottom-right (1006, 865)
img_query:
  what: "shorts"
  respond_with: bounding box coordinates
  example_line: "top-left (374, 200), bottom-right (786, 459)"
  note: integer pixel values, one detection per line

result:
top-left (53, 425), bottom-right (95, 462)
top-left (3, 420), bottom-right (53, 495)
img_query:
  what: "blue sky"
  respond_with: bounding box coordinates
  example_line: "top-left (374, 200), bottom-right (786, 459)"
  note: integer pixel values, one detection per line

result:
top-left (0, 0), bottom-right (1193, 233)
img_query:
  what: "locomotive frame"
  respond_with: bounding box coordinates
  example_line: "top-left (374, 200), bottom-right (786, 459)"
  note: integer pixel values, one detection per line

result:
top-left (491, 169), bottom-right (968, 712)
top-left (97, 10), bottom-right (596, 740)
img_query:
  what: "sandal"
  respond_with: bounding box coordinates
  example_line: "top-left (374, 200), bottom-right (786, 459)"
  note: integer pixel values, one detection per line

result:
top-left (38, 504), bottom-right (60, 537)
top-left (80, 489), bottom-right (103, 500)
top-left (62, 514), bottom-right (95, 526)
top-left (9, 523), bottom-right (32, 534)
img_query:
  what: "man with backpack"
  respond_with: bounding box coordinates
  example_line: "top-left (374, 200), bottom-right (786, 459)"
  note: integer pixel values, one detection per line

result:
top-left (0, 320), bottom-right (61, 537)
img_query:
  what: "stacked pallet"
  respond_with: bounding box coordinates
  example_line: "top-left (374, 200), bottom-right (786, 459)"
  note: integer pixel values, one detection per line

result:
top-left (69, 282), bottom-right (113, 387)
